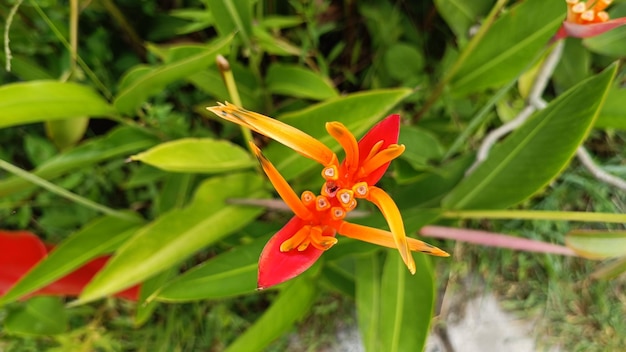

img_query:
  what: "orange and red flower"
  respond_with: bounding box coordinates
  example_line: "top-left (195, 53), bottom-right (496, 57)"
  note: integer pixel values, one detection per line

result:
top-left (0, 230), bottom-right (139, 300)
top-left (555, 0), bottom-right (626, 39)
top-left (208, 103), bottom-right (448, 289)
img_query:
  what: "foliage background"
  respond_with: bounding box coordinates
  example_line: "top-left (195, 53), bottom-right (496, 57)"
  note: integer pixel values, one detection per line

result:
top-left (1, 0), bottom-right (626, 351)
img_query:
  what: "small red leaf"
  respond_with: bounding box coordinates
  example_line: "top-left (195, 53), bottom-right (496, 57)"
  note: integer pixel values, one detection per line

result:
top-left (558, 18), bottom-right (626, 39)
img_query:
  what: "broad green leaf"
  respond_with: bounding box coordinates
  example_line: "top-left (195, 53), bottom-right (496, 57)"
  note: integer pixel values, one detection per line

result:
top-left (265, 88), bottom-right (412, 180)
top-left (77, 173), bottom-right (267, 304)
top-left (356, 253), bottom-right (383, 352)
top-left (0, 214), bottom-right (143, 305)
top-left (113, 35), bottom-right (232, 114)
top-left (223, 277), bottom-right (317, 352)
top-left (320, 262), bottom-right (355, 298)
top-left (266, 63), bottom-right (338, 100)
top-left (0, 126), bottom-right (159, 197)
top-left (595, 86), bottom-right (626, 130)
top-left (134, 267), bottom-right (177, 327)
top-left (0, 81), bottom-right (116, 128)
top-left (398, 126), bottom-right (444, 170)
top-left (157, 173), bottom-right (194, 214)
top-left (566, 230), bottom-right (626, 259)
top-left (252, 26), bottom-right (303, 56)
top-left (4, 297), bottom-right (67, 335)
top-left (153, 235), bottom-right (270, 302)
top-left (443, 63), bottom-right (617, 210)
top-left (380, 253), bottom-right (434, 352)
top-left (45, 117), bottom-right (90, 150)
top-left (130, 138), bottom-right (254, 173)
top-left (205, 0), bottom-right (252, 47)
top-left (591, 256), bottom-right (626, 280)
top-left (434, 0), bottom-right (493, 39)
top-left (384, 43), bottom-right (424, 83)
top-left (449, 0), bottom-right (564, 95)
top-left (553, 38), bottom-right (591, 93)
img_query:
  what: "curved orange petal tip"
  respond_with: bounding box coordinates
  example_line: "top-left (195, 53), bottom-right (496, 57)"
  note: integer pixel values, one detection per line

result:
top-left (354, 114), bottom-right (401, 185)
top-left (559, 17), bottom-right (626, 38)
top-left (0, 230), bottom-right (139, 300)
top-left (257, 217), bottom-right (325, 289)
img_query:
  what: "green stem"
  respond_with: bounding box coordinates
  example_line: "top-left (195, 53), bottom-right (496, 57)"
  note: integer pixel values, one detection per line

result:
top-left (442, 209), bottom-right (626, 224)
top-left (0, 159), bottom-right (139, 222)
top-left (414, 0), bottom-right (508, 121)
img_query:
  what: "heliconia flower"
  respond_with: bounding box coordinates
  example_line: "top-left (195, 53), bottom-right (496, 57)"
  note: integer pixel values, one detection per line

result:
top-left (554, 0), bottom-right (626, 40)
top-left (0, 230), bottom-right (139, 300)
top-left (207, 103), bottom-right (449, 289)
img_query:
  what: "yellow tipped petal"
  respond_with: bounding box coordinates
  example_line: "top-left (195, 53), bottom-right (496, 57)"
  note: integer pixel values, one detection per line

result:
top-left (366, 186), bottom-right (415, 274)
top-left (249, 142), bottom-right (312, 220)
top-left (338, 221), bottom-right (449, 257)
top-left (326, 121), bottom-right (359, 170)
top-left (208, 102), bottom-right (336, 165)
top-left (280, 225), bottom-right (312, 252)
top-left (359, 144), bottom-right (405, 178)
top-left (309, 226), bottom-right (338, 250)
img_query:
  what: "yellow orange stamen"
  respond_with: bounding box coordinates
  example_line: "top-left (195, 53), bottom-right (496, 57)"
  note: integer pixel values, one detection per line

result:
top-left (591, 0), bottom-right (611, 12)
top-left (250, 143), bottom-right (312, 220)
top-left (366, 186), bottom-right (415, 274)
top-left (596, 11), bottom-right (609, 22)
top-left (338, 222), bottom-right (449, 257)
top-left (364, 140), bottom-right (384, 162)
top-left (301, 191), bottom-right (316, 206)
top-left (316, 195), bottom-right (331, 211)
top-left (358, 144), bottom-right (405, 178)
top-left (321, 165), bottom-right (339, 181)
top-left (581, 9), bottom-right (596, 21)
top-left (326, 122), bottom-right (360, 171)
top-left (208, 102), bottom-right (336, 165)
top-left (309, 226), bottom-right (338, 250)
top-left (280, 225), bottom-right (311, 252)
top-left (331, 207), bottom-right (346, 220)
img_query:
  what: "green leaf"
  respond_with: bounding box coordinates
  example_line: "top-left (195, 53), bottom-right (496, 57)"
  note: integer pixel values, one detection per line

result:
top-left (566, 230), bottom-right (626, 259)
top-left (265, 88), bottom-right (412, 180)
top-left (384, 43), bottom-right (424, 83)
top-left (205, 0), bottom-right (252, 47)
top-left (434, 0), bottom-right (492, 39)
top-left (449, 0), bottom-right (564, 95)
top-left (153, 235), bottom-right (270, 302)
top-left (0, 126), bottom-right (159, 197)
top-left (0, 215), bottom-right (142, 305)
top-left (223, 277), bottom-right (317, 352)
top-left (130, 138), bottom-right (254, 173)
top-left (134, 267), bottom-right (177, 327)
top-left (356, 253), bottom-right (383, 352)
top-left (266, 63), bottom-right (338, 100)
top-left (77, 173), bottom-right (267, 304)
top-left (595, 85), bottom-right (626, 130)
top-left (380, 253), bottom-right (434, 352)
top-left (443, 63), bottom-right (617, 210)
top-left (591, 256), bottom-right (626, 280)
top-left (113, 35), bottom-right (232, 114)
top-left (4, 297), bottom-right (67, 335)
top-left (188, 64), bottom-right (262, 111)
top-left (398, 126), bottom-right (444, 170)
top-left (553, 38), bottom-right (591, 93)
top-left (0, 81), bottom-right (116, 129)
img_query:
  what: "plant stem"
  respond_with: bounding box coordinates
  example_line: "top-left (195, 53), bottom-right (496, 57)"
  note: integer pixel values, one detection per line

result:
top-left (0, 159), bottom-right (139, 222)
top-left (442, 209), bottom-right (626, 223)
top-left (3, 0), bottom-right (23, 72)
top-left (414, 0), bottom-right (508, 122)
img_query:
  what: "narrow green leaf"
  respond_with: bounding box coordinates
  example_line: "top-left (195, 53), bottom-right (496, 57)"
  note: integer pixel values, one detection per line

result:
top-left (591, 256), bottom-right (626, 280)
top-left (380, 252), bottom-right (434, 352)
top-left (595, 86), bottom-right (626, 130)
top-left (0, 215), bottom-right (142, 305)
top-left (153, 235), bottom-right (270, 302)
top-left (205, 0), bottom-right (253, 47)
top-left (0, 81), bottom-right (116, 129)
top-left (265, 88), bottom-right (412, 180)
top-left (443, 63), bottom-right (617, 210)
top-left (130, 138), bottom-right (254, 173)
top-left (134, 267), bottom-right (177, 327)
top-left (434, 0), bottom-right (492, 39)
top-left (449, 0), bottom-right (564, 95)
top-left (0, 126), bottom-right (159, 197)
top-left (266, 63), bottom-right (338, 100)
top-left (566, 230), bottom-right (626, 259)
top-left (113, 35), bottom-right (232, 114)
top-left (77, 173), bottom-right (267, 304)
top-left (223, 278), bottom-right (317, 352)
top-left (4, 297), bottom-right (67, 335)
top-left (356, 253), bottom-right (383, 352)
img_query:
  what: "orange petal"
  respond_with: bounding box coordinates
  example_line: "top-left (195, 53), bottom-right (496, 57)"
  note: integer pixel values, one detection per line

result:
top-left (249, 142), bottom-right (312, 220)
top-left (359, 144), bottom-right (405, 178)
top-left (326, 122), bottom-right (359, 171)
top-left (366, 186), bottom-right (415, 274)
top-left (208, 102), bottom-right (336, 165)
top-left (338, 221), bottom-right (449, 257)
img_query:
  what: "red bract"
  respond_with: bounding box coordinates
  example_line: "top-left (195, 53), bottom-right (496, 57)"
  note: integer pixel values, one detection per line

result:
top-left (0, 230), bottom-right (139, 300)
top-left (209, 104), bottom-right (449, 289)
top-left (554, 0), bottom-right (626, 40)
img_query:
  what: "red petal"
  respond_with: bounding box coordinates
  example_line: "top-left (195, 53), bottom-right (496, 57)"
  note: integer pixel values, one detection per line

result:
top-left (0, 230), bottom-right (139, 300)
top-left (0, 231), bottom-right (47, 295)
top-left (257, 217), bottom-right (324, 289)
top-left (356, 114), bottom-right (401, 185)
top-left (560, 18), bottom-right (626, 38)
